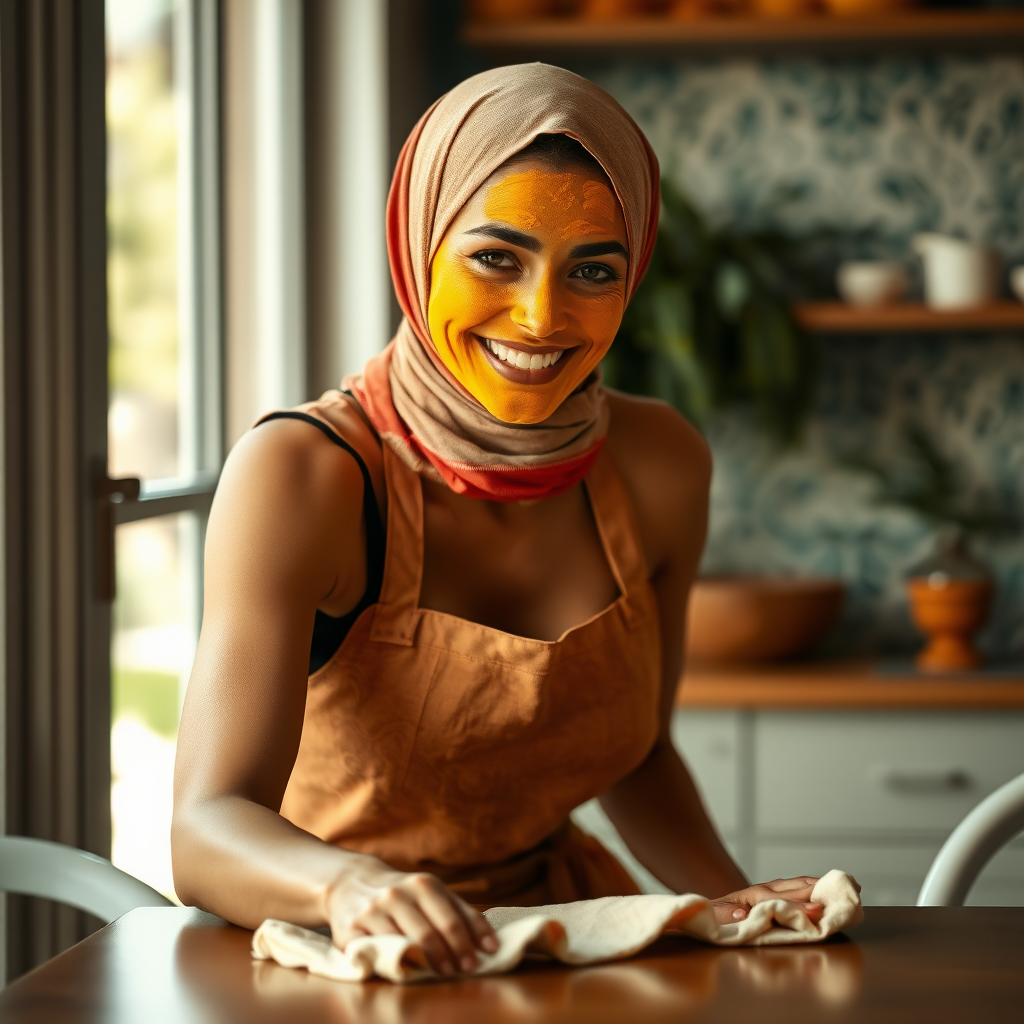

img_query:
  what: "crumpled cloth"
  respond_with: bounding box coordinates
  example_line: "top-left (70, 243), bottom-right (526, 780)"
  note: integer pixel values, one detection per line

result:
top-left (250, 869), bottom-right (862, 984)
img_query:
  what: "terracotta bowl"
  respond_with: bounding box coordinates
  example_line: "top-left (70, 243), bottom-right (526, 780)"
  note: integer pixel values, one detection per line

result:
top-left (686, 577), bottom-right (845, 664)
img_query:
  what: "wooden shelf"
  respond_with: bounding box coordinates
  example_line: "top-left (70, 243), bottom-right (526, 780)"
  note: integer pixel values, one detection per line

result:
top-left (678, 658), bottom-right (1024, 709)
top-left (463, 12), bottom-right (1024, 53)
top-left (791, 301), bottom-right (1024, 333)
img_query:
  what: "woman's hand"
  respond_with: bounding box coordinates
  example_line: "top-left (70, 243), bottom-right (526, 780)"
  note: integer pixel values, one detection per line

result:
top-left (327, 858), bottom-right (499, 976)
top-left (709, 876), bottom-right (833, 926)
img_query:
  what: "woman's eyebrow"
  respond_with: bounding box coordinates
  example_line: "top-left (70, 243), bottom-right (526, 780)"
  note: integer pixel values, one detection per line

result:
top-left (569, 241), bottom-right (629, 260)
top-left (465, 224), bottom-right (541, 253)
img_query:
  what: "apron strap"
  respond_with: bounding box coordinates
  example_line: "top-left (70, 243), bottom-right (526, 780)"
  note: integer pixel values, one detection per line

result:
top-left (370, 444), bottom-right (423, 646)
top-left (584, 449), bottom-right (651, 629)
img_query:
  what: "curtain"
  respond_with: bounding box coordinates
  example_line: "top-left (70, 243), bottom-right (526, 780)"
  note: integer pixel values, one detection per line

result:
top-left (0, 0), bottom-right (111, 980)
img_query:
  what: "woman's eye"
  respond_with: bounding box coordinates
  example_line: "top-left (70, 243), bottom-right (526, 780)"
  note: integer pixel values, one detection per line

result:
top-left (573, 263), bottom-right (616, 283)
top-left (473, 250), bottom-right (517, 269)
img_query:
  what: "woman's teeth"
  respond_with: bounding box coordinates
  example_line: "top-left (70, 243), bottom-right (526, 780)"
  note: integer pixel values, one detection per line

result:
top-left (485, 338), bottom-right (565, 370)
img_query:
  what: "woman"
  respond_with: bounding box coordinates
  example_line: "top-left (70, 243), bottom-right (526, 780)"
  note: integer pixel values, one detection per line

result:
top-left (172, 64), bottom-right (821, 978)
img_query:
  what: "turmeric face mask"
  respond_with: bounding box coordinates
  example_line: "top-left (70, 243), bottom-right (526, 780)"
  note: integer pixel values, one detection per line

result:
top-left (427, 162), bottom-right (629, 424)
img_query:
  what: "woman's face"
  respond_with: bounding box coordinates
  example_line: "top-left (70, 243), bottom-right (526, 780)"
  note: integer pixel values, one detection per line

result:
top-left (427, 158), bottom-right (629, 424)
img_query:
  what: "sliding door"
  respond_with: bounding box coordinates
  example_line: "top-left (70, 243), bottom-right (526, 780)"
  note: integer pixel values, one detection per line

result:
top-left (104, 0), bottom-right (222, 900)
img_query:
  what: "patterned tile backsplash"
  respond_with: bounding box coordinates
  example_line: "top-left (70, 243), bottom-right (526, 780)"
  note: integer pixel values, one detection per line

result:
top-left (590, 56), bottom-right (1024, 658)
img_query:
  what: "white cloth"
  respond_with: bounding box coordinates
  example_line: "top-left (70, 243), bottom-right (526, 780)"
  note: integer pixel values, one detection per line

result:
top-left (250, 869), bottom-right (862, 984)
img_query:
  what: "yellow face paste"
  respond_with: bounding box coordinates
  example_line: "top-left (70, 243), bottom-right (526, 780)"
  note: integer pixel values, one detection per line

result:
top-left (427, 166), bottom-right (628, 424)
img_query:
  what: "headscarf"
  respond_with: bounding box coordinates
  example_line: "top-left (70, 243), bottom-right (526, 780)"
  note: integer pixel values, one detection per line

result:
top-left (346, 63), bottom-right (660, 502)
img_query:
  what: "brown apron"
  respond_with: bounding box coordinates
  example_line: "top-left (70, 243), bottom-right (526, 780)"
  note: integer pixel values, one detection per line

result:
top-left (279, 393), bottom-right (662, 906)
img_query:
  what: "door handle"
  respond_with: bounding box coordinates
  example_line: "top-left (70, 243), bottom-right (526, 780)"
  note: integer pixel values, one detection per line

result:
top-left (877, 768), bottom-right (973, 794)
top-left (96, 471), bottom-right (141, 601)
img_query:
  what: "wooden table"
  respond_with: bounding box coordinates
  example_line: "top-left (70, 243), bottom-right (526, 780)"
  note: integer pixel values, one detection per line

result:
top-left (2, 907), bottom-right (1022, 1022)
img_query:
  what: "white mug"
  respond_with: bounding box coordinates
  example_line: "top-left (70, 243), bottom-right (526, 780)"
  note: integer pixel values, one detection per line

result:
top-left (912, 233), bottom-right (1001, 310)
top-left (837, 261), bottom-right (908, 307)
top-left (1011, 265), bottom-right (1024, 303)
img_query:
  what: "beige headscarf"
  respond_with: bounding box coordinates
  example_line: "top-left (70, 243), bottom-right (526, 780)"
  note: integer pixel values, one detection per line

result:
top-left (347, 63), bottom-right (660, 502)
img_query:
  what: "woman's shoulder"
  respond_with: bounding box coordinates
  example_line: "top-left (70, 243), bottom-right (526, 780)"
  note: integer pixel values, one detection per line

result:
top-left (223, 405), bottom-right (364, 507)
top-left (207, 399), bottom-right (374, 606)
top-left (258, 391), bottom-right (386, 514)
top-left (603, 388), bottom-right (711, 571)
top-left (604, 388), bottom-right (711, 493)
top-left (220, 392), bottom-right (384, 521)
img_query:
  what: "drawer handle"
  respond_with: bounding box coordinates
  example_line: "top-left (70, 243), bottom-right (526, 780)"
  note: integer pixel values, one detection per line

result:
top-left (880, 769), bottom-right (972, 794)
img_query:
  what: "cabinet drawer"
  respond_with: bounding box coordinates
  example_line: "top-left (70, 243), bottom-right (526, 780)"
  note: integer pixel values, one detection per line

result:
top-left (755, 712), bottom-right (1024, 835)
top-left (670, 709), bottom-right (739, 836)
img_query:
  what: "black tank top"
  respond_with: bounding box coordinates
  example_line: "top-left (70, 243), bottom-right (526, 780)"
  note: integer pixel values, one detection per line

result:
top-left (258, 410), bottom-right (386, 674)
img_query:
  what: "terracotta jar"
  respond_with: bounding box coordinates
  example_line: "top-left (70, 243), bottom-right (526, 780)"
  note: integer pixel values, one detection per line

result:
top-left (908, 577), bottom-right (993, 673)
top-left (906, 531), bottom-right (993, 673)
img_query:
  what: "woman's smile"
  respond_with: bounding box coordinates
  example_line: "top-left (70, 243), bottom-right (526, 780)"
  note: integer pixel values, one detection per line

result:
top-left (476, 334), bottom-right (576, 385)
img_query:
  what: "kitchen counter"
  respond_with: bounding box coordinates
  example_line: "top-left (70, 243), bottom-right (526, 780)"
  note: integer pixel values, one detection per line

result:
top-left (677, 659), bottom-right (1024, 709)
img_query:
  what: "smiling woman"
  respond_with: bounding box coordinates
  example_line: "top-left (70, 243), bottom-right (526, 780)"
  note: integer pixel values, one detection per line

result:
top-left (172, 63), bottom-right (825, 982)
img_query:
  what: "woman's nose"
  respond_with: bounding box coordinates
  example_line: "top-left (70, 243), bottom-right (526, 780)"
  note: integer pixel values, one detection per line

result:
top-left (509, 272), bottom-right (567, 339)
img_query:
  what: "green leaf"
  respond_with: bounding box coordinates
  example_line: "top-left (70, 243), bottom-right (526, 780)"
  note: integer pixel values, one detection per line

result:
top-left (610, 180), bottom-right (814, 442)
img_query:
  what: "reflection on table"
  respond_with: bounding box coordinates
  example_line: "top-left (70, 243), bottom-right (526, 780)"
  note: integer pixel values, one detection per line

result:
top-left (175, 915), bottom-right (864, 1023)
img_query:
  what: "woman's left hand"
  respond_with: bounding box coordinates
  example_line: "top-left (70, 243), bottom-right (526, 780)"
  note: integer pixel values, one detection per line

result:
top-left (709, 876), bottom-right (833, 925)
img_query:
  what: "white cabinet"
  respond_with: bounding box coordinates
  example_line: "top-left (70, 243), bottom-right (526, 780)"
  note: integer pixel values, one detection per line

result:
top-left (573, 708), bottom-right (1024, 906)
top-left (670, 710), bottom-right (740, 836)
top-left (755, 712), bottom-right (1024, 835)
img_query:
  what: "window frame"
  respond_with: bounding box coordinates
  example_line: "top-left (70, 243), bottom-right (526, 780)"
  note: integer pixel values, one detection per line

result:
top-left (111, 0), bottom-right (224, 587)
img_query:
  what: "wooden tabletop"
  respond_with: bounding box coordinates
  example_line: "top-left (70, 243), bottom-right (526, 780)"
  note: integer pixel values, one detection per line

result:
top-left (2, 906), bottom-right (1022, 1022)
top-left (678, 659), bottom-right (1024, 709)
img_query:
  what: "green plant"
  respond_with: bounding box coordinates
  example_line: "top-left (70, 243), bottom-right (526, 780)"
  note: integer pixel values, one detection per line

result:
top-left (603, 182), bottom-right (815, 441)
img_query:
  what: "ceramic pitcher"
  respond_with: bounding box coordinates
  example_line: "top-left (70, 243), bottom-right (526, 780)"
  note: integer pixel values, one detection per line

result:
top-left (912, 233), bottom-right (1001, 309)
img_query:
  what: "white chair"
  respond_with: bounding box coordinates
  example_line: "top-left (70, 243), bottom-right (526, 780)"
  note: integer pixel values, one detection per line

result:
top-left (917, 772), bottom-right (1024, 907)
top-left (0, 835), bottom-right (172, 922)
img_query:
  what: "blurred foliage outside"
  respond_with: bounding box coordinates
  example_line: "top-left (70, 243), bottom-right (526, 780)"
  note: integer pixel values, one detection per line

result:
top-left (107, 21), bottom-right (179, 406)
top-left (113, 667), bottom-right (180, 741)
top-left (604, 183), bottom-right (815, 442)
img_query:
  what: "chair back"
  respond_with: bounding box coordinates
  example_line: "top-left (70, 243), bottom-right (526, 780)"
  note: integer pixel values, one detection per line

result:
top-left (918, 772), bottom-right (1024, 906)
top-left (0, 835), bottom-right (172, 922)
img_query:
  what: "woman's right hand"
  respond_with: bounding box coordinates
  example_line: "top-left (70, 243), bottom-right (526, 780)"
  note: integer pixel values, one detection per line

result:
top-left (326, 857), bottom-right (499, 975)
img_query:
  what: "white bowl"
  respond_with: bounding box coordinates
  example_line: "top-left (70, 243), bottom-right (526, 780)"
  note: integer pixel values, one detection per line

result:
top-left (837, 261), bottom-right (908, 308)
top-left (1011, 265), bottom-right (1024, 303)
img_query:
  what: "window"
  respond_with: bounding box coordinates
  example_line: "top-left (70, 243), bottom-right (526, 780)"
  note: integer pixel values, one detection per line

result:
top-left (105, 0), bottom-right (221, 899)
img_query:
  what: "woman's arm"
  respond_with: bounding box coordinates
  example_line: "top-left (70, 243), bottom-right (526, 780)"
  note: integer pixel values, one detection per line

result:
top-left (602, 394), bottom-right (821, 923)
top-left (172, 421), bottom-right (495, 973)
